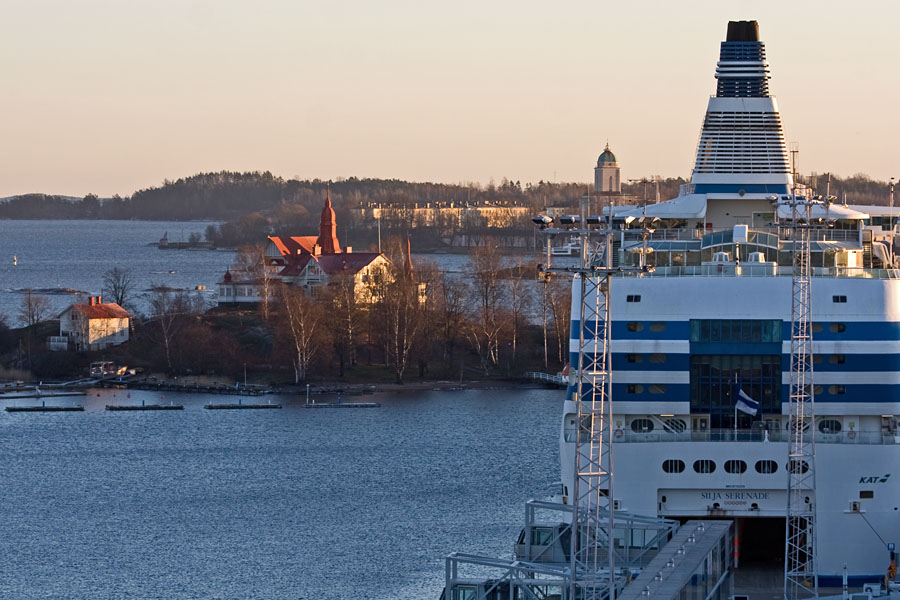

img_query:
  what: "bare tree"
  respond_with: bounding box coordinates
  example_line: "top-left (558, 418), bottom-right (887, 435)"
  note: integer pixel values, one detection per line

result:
top-left (505, 258), bottom-right (533, 366)
top-left (433, 270), bottom-right (467, 370)
top-left (546, 275), bottom-right (573, 365)
top-left (232, 244), bottom-right (277, 321)
top-left (322, 271), bottom-right (361, 377)
top-left (278, 286), bottom-right (322, 383)
top-left (18, 289), bottom-right (51, 328)
top-left (146, 285), bottom-right (194, 372)
top-left (372, 264), bottom-right (421, 384)
top-left (465, 242), bottom-right (507, 374)
top-left (102, 267), bottom-right (135, 309)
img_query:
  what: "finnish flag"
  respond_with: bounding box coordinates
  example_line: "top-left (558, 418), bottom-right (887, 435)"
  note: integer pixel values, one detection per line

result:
top-left (734, 386), bottom-right (759, 416)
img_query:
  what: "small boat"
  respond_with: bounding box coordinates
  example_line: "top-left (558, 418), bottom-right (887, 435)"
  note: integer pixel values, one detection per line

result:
top-left (12, 255), bottom-right (17, 266)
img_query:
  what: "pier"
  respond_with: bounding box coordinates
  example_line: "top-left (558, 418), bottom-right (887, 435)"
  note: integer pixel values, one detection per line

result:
top-left (6, 406), bottom-right (84, 412)
top-left (204, 403), bottom-right (281, 410)
top-left (106, 404), bottom-right (184, 411)
top-left (101, 378), bottom-right (272, 396)
top-left (302, 402), bottom-right (380, 409)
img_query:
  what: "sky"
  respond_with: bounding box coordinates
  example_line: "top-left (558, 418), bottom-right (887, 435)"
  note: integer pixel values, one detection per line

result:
top-left (1, 0), bottom-right (898, 197)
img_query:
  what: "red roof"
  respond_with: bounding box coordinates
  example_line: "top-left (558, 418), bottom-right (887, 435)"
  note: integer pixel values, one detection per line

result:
top-left (267, 235), bottom-right (318, 257)
top-left (277, 254), bottom-right (314, 277)
top-left (71, 302), bottom-right (133, 320)
top-left (314, 253), bottom-right (381, 275)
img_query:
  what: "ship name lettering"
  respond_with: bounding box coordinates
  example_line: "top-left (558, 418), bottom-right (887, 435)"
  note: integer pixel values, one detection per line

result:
top-left (701, 491), bottom-right (769, 501)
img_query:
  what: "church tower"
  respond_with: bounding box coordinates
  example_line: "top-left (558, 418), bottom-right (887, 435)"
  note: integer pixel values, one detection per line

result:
top-left (594, 144), bottom-right (621, 193)
top-left (316, 189), bottom-right (341, 254)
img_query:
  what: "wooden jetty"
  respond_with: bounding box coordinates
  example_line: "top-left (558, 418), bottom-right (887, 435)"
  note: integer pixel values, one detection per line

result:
top-left (204, 403), bottom-right (281, 410)
top-left (106, 404), bottom-right (184, 411)
top-left (0, 392), bottom-right (86, 400)
top-left (6, 406), bottom-right (84, 412)
top-left (302, 402), bottom-right (380, 409)
top-left (118, 379), bottom-right (270, 396)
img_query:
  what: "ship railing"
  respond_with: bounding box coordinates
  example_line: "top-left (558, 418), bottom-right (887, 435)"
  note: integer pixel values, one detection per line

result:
top-left (617, 265), bottom-right (900, 279)
top-left (525, 371), bottom-right (567, 386)
top-left (613, 429), bottom-right (898, 445)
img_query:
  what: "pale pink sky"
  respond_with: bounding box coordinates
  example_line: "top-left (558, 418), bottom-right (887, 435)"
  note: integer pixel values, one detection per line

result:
top-left (1, 0), bottom-right (897, 197)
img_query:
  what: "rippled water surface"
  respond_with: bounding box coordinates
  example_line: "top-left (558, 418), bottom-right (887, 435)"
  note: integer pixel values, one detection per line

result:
top-left (0, 387), bottom-right (562, 599)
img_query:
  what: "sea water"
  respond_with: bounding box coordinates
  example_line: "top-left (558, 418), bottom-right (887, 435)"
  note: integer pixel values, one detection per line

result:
top-left (0, 387), bottom-right (562, 599)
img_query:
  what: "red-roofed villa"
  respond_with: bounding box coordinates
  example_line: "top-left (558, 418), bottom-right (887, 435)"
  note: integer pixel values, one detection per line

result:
top-left (50, 296), bottom-right (134, 351)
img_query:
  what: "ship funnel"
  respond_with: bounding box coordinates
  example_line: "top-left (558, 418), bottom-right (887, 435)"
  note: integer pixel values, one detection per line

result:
top-left (726, 20), bottom-right (759, 42)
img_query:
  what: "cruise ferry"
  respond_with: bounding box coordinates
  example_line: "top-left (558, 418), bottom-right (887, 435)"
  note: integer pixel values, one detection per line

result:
top-left (559, 21), bottom-right (900, 586)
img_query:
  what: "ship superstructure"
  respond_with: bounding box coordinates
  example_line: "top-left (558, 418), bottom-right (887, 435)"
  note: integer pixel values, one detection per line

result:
top-left (559, 21), bottom-right (900, 586)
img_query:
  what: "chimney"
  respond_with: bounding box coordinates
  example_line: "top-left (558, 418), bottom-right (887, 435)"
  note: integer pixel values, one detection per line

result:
top-left (97, 295), bottom-right (102, 304)
top-left (313, 244), bottom-right (322, 256)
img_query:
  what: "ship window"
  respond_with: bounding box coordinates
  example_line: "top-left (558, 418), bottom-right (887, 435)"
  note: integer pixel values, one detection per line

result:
top-left (788, 460), bottom-right (810, 474)
top-left (531, 527), bottom-right (554, 546)
top-left (627, 354), bottom-right (643, 363)
top-left (693, 460), bottom-right (716, 474)
top-left (819, 419), bottom-right (842, 434)
top-left (662, 459), bottom-right (685, 473)
top-left (626, 295), bottom-right (642, 303)
top-left (832, 295), bottom-right (848, 303)
top-left (724, 460), bottom-right (747, 474)
top-left (811, 323), bottom-right (824, 333)
top-left (813, 354), bottom-right (824, 364)
top-left (829, 354), bottom-right (846, 364)
top-left (755, 460), bottom-right (778, 474)
top-left (664, 418), bottom-right (687, 433)
top-left (631, 418), bottom-right (654, 433)
top-left (859, 490), bottom-right (874, 499)
top-left (649, 353), bottom-right (667, 363)
top-left (627, 384), bottom-right (644, 394)
top-left (814, 385), bottom-right (824, 395)
top-left (626, 322), bottom-right (644, 332)
top-left (829, 323), bottom-right (847, 333)
top-left (829, 385), bottom-right (846, 395)
top-left (649, 322), bottom-right (666, 332)
top-left (649, 384), bottom-right (667, 394)
top-left (452, 585), bottom-right (477, 600)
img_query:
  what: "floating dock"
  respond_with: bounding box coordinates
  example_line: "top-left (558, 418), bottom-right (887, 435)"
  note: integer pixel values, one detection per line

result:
top-left (106, 404), bottom-right (184, 411)
top-left (6, 406), bottom-right (84, 412)
top-left (0, 392), bottom-right (87, 400)
top-left (203, 403), bottom-right (281, 410)
top-left (302, 402), bottom-right (380, 409)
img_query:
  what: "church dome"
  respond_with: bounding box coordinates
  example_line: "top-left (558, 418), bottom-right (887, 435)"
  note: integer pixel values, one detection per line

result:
top-left (597, 145), bottom-right (617, 166)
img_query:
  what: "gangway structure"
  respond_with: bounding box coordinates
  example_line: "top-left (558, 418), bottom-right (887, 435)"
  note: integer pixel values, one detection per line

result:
top-left (535, 204), bottom-right (653, 600)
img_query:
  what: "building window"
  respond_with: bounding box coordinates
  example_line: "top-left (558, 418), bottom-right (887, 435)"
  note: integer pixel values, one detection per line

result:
top-left (630, 418), bottom-right (654, 433)
top-left (626, 295), bottom-right (642, 303)
top-left (690, 319), bottom-right (781, 343)
top-left (755, 460), bottom-right (778, 474)
top-left (693, 460), bottom-right (716, 474)
top-left (662, 459), bottom-right (685, 473)
top-left (724, 460), bottom-right (747, 474)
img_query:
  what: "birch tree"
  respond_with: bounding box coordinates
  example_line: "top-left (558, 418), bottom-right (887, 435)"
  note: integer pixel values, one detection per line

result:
top-left (279, 286), bottom-right (322, 383)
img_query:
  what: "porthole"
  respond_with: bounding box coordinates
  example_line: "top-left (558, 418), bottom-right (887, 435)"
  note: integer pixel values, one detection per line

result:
top-left (788, 460), bottom-right (810, 474)
top-left (627, 354), bottom-right (642, 363)
top-left (627, 384), bottom-right (644, 394)
top-left (813, 385), bottom-right (824, 395)
top-left (648, 384), bottom-right (667, 394)
top-left (829, 354), bottom-right (846, 364)
top-left (828, 385), bottom-right (846, 395)
top-left (811, 323), bottom-right (824, 333)
top-left (649, 353), bottom-right (667, 364)
top-left (649, 322), bottom-right (667, 332)
top-left (631, 418), bottom-right (654, 433)
top-left (818, 419), bottom-right (842, 434)
top-left (724, 460), bottom-right (747, 474)
top-left (755, 460), bottom-right (778, 474)
top-left (829, 323), bottom-right (846, 333)
top-left (662, 459), bottom-right (685, 473)
top-left (813, 354), bottom-right (824, 364)
top-left (626, 322), bottom-right (644, 332)
top-left (693, 459), bottom-right (716, 474)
